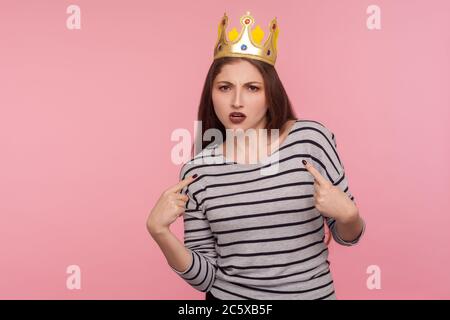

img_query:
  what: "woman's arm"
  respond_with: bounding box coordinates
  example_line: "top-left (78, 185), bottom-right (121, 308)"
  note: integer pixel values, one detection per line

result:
top-left (334, 207), bottom-right (365, 243)
top-left (309, 124), bottom-right (366, 246)
top-left (150, 228), bottom-right (192, 273)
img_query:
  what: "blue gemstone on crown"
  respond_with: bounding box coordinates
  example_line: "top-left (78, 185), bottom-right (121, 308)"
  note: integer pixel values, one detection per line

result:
top-left (241, 44), bottom-right (247, 50)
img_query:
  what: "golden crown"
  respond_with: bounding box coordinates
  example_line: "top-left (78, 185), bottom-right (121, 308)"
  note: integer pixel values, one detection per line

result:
top-left (213, 11), bottom-right (279, 66)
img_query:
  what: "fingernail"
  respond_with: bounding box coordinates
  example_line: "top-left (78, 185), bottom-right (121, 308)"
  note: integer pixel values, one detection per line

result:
top-left (192, 174), bottom-right (198, 179)
top-left (302, 160), bottom-right (307, 165)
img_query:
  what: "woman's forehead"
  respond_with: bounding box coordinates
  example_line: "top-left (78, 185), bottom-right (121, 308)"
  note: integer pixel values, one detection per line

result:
top-left (215, 63), bottom-right (263, 83)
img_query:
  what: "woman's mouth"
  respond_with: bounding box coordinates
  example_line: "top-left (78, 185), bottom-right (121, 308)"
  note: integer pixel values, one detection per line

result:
top-left (229, 112), bottom-right (247, 124)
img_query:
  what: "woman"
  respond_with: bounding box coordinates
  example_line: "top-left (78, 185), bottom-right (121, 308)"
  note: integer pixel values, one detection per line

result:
top-left (147, 12), bottom-right (365, 300)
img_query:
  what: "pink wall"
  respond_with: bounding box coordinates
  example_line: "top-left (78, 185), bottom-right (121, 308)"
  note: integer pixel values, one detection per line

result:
top-left (0, 0), bottom-right (449, 299)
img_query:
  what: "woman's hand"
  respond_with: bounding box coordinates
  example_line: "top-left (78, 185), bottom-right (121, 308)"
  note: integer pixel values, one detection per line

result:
top-left (146, 174), bottom-right (198, 236)
top-left (302, 160), bottom-right (358, 223)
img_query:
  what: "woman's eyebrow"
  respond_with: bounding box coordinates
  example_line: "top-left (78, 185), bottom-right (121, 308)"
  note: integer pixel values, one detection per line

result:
top-left (216, 81), bottom-right (262, 85)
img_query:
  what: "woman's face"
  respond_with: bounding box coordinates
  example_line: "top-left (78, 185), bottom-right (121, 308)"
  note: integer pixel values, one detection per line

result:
top-left (212, 59), bottom-right (268, 132)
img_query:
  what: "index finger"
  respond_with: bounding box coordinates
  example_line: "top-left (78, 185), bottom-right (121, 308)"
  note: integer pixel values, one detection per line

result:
top-left (168, 174), bottom-right (198, 193)
top-left (302, 160), bottom-right (328, 185)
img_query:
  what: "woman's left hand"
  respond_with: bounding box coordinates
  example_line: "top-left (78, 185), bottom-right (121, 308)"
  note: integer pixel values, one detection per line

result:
top-left (302, 160), bottom-right (358, 223)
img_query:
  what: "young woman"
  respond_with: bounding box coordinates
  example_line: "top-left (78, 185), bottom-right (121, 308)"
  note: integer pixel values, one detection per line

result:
top-left (147, 12), bottom-right (365, 300)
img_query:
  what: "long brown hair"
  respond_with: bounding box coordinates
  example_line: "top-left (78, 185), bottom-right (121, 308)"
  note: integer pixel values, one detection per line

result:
top-left (190, 56), bottom-right (333, 246)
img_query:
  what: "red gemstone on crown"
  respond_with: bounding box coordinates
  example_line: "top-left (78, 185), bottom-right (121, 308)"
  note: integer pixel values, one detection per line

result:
top-left (272, 24), bottom-right (276, 30)
top-left (245, 18), bottom-right (250, 24)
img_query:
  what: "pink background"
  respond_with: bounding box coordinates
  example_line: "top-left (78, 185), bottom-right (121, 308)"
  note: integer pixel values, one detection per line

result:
top-left (0, 0), bottom-right (449, 299)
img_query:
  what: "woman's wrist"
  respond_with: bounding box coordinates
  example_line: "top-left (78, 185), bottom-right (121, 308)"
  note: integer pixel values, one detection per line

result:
top-left (336, 206), bottom-right (360, 225)
top-left (149, 226), bottom-right (171, 238)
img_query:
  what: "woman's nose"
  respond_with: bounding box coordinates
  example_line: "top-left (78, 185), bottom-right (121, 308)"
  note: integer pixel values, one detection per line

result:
top-left (232, 87), bottom-right (244, 107)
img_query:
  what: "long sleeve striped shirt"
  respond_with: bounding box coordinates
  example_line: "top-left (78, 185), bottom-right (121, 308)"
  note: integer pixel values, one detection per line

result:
top-left (171, 119), bottom-right (366, 300)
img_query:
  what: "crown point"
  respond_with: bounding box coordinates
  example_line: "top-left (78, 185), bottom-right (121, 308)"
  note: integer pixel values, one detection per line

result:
top-left (214, 11), bottom-right (278, 66)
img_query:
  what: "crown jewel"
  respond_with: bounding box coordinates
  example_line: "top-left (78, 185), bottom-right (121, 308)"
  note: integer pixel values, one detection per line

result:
top-left (213, 11), bottom-right (279, 66)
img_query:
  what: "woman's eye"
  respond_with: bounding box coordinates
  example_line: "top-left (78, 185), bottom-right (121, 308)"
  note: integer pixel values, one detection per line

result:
top-left (218, 85), bottom-right (259, 92)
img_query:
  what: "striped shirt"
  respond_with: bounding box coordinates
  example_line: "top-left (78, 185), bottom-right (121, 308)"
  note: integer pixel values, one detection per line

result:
top-left (171, 119), bottom-right (366, 300)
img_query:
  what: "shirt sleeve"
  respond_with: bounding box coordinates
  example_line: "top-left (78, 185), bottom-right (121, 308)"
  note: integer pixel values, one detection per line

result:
top-left (314, 127), bottom-right (366, 246)
top-left (170, 166), bottom-right (217, 292)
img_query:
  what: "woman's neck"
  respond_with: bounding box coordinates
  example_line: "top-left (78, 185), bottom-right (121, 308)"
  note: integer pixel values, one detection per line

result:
top-left (219, 119), bottom-right (296, 164)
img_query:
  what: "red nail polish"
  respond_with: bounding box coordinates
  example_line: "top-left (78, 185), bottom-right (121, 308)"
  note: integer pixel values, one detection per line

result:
top-left (192, 174), bottom-right (198, 179)
top-left (302, 160), bottom-right (307, 165)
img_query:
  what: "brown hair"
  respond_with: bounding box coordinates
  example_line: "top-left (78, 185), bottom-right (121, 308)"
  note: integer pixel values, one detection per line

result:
top-left (190, 56), bottom-right (332, 246)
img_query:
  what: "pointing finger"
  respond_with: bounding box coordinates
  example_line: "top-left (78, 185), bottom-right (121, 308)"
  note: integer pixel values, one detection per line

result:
top-left (302, 160), bottom-right (328, 185)
top-left (168, 174), bottom-right (198, 193)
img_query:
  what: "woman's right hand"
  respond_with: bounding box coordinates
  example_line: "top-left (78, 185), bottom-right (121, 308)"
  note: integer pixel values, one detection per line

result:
top-left (146, 174), bottom-right (198, 236)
